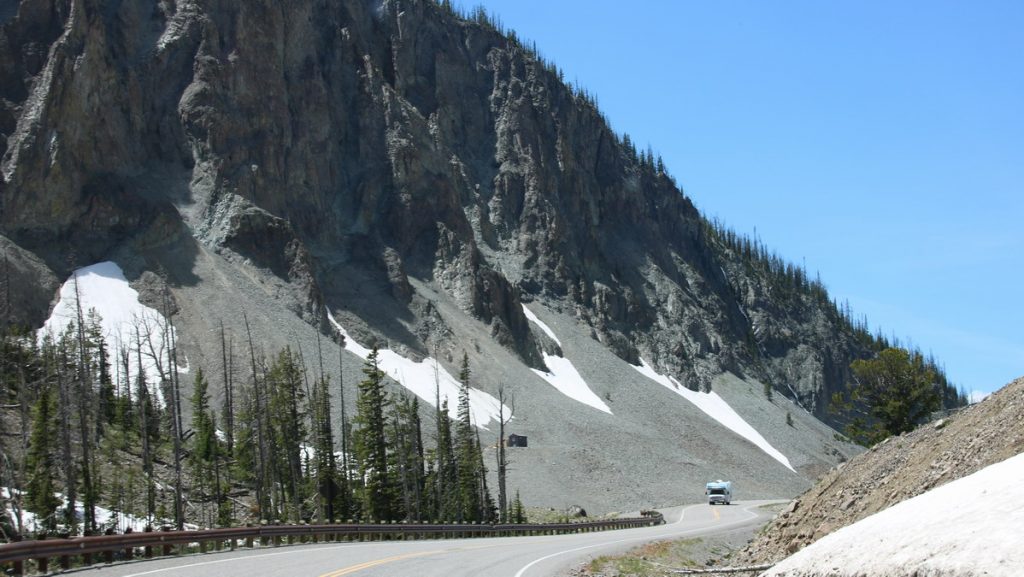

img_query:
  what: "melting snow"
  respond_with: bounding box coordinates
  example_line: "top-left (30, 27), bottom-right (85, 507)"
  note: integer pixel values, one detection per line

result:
top-left (633, 359), bottom-right (793, 471)
top-left (2, 487), bottom-right (191, 533)
top-left (41, 262), bottom-right (186, 399)
top-left (523, 305), bottom-right (612, 415)
top-left (327, 312), bottom-right (509, 429)
top-left (765, 451), bottom-right (1024, 576)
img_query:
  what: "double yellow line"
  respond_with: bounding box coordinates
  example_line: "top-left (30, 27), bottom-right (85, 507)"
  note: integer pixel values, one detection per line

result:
top-left (317, 549), bottom-right (444, 577)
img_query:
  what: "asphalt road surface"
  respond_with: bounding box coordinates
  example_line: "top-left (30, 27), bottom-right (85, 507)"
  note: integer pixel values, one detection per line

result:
top-left (90, 501), bottom-right (779, 577)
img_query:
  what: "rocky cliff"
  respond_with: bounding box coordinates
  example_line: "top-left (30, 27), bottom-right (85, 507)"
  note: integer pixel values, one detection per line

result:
top-left (0, 0), bottom-right (945, 510)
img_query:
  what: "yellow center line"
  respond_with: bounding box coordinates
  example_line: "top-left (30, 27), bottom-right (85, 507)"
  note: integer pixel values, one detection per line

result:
top-left (317, 543), bottom-right (501, 577)
top-left (318, 550), bottom-right (443, 577)
top-left (712, 508), bottom-right (721, 521)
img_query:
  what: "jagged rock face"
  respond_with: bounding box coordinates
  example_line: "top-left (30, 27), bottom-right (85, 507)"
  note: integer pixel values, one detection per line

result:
top-left (1, 0), bottom-right (868, 420)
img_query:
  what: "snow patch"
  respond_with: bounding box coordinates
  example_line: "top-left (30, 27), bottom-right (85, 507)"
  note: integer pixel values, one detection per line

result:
top-left (522, 304), bottom-right (562, 346)
top-left (531, 354), bottom-right (613, 415)
top-left (327, 312), bottom-right (509, 429)
top-left (2, 487), bottom-right (193, 534)
top-left (522, 305), bottom-right (611, 415)
top-left (41, 262), bottom-right (187, 400)
top-left (633, 359), bottom-right (793, 471)
top-left (765, 452), bottom-right (1024, 576)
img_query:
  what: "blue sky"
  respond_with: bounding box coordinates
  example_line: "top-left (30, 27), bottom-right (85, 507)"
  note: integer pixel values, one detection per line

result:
top-left (456, 0), bottom-right (1023, 397)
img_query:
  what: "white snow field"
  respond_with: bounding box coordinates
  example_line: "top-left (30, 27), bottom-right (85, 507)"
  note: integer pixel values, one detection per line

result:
top-left (764, 451), bottom-right (1024, 577)
top-left (523, 305), bottom-right (613, 415)
top-left (327, 312), bottom-right (509, 428)
top-left (632, 359), bottom-right (794, 471)
top-left (41, 261), bottom-right (186, 396)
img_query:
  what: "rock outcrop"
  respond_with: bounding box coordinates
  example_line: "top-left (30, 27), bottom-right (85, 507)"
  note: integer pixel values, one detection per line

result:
top-left (0, 0), bottom-right (890, 416)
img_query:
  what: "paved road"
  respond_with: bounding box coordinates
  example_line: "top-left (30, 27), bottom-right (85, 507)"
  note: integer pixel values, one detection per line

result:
top-left (92, 501), bottom-right (779, 577)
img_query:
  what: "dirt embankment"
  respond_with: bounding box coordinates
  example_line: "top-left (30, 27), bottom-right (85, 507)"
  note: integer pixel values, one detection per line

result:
top-left (734, 376), bottom-right (1024, 566)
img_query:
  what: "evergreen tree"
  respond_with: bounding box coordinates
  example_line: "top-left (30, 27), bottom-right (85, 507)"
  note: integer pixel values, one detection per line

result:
top-left (833, 347), bottom-right (942, 445)
top-left (25, 385), bottom-right (61, 532)
top-left (455, 353), bottom-right (482, 522)
top-left (311, 374), bottom-right (338, 522)
top-left (265, 348), bottom-right (307, 521)
top-left (190, 368), bottom-right (217, 464)
top-left (189, 367), bottom-right (222, 525)
top-left (432, 397), bottom-right (457, 521)
top-left (353, 346), bottom-right (394, 521)
top-left (390, 394), bottom-right (425, 522)
top-left (511, 490), bottom-right (526, 524)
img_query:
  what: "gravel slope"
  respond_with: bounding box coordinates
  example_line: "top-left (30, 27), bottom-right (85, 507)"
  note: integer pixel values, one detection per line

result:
top-left (731, 375), bottom-right (1024, 566)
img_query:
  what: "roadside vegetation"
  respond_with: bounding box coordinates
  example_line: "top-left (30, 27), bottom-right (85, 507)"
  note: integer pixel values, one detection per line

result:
top-left (0, 292), bottom-right (524, 540)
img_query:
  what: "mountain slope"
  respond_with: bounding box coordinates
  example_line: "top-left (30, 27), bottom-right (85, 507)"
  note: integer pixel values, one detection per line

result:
top-left (0, 0), bottom-right (954, 511)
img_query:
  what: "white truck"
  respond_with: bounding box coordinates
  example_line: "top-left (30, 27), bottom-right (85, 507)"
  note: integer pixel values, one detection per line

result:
top-left (705, 480), bottom-right (732, 505)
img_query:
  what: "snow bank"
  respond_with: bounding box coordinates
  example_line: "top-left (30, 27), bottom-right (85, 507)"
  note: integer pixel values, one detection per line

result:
top-left (2, 487), bottom-right (185, 534)
top-left (41, 262), bottom-right (186, 399)
top-left (523, 305), bottom-right (612, 415)
top-left (632, 359), bottom-right (793, 471)
top-left (764, 452), bottom-right (1024, 577)
top-left (327, 312), bottom-right (509, 429)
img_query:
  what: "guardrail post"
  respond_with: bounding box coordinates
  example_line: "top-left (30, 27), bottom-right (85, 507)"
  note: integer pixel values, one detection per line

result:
top-left (7, 534), bottom-right (23, 576)
top-left (58, 532), bottom-right (71, 570)
top-left (35, 535), bottom-right (48, 576)
top-left (103, 528), bottom-right (115, 564)
top-left (161, 527), bottom-right (173, 557)
top-left (123, 527), bottom-right (135, 560)
top-left (143, 526), bottom-right (152, 558)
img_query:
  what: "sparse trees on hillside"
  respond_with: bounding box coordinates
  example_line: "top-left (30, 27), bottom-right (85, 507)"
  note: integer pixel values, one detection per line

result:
top-left (3, 310), bottom-right (514, 532)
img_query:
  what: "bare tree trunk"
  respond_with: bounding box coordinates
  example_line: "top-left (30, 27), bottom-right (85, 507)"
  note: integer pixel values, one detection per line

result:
top-left (57, 345), bottom-right (78, 533)
top-left (72, 274), bottom-right (96, 533)
top-left (496, 385), bottom-right (513, 524)
top-left (220, 321), bottom-right (234, 455)
top-left (135, 328), bottom-right (155, 524)
top-left (337, 338), bottom-right (349, 482)
top-left (162, 292), bottom-right (184, 531)
top-left (243, 314), bottom-right (268, 520)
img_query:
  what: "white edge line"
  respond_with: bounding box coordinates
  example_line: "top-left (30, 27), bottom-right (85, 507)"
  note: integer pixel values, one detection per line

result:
top-left (513, 503), bottom-right (756, 577)
top-left (118, 542), bottom-right (382, 577)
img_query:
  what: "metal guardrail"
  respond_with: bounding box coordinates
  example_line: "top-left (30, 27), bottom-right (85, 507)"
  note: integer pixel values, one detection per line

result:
top-left (1, 511), bottom-right (664, 575)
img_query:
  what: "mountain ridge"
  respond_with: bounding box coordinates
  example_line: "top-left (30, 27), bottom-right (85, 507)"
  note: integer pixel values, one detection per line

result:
top-left (0, 0), bottom-right (960, 511)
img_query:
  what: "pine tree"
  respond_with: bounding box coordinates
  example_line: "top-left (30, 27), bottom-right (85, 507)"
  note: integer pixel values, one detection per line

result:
top-left (353, 346), bottom-right (393, 521)
top-left (189, 367), bottom-right (219, 525)
top-left (511, 490), bottom-right (526, 524)
top-left (835, 347), bottom-right (942, 445)
top-left (265, 348), bottom-right (307, 522)
top-left (87, 310), bottom-right (115, 436)
top-left (25, 384), bottom-right (61, 532)
top-left (433, 397), bottom-right (457, 521)
top-left (455, 353), bottom-right (482, 522)
top-left (390, 394), bottom-right (425, 521)
top-left (311, 374), bottom-right (338, 522)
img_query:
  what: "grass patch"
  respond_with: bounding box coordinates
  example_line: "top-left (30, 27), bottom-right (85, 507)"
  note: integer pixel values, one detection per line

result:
top-left (585, 538), bottom-right (702, 576)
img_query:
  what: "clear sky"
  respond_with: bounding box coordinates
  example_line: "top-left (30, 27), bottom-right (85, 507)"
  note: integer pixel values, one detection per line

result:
top-left (455, 0), bottom-right (1023, 398)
